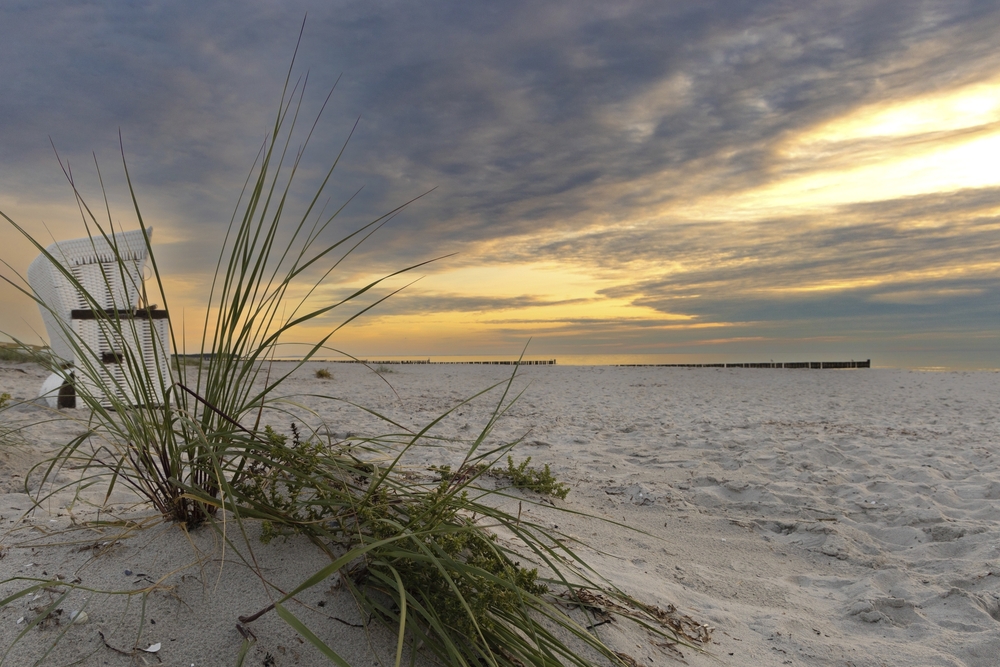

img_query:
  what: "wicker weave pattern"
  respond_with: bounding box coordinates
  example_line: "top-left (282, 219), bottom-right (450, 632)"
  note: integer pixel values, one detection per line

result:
top-left (26, 228), bottom-right (171, 407)
top-left (27, 229), bottom-right (149, 361)
top-left (72, 315), bottom-right (171, 407)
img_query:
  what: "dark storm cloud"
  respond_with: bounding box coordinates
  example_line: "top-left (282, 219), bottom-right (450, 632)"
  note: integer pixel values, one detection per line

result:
top-left (7, 0), bottom-right (999, 250)
top-left (294, 0), bottom-right (1000, 279)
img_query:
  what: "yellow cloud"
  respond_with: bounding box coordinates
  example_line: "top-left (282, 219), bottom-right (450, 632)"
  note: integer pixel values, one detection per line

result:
top-left (390, 262), bottom-right (694, 322)
top-left (674, 77), bottom-right (1000, 220)
top-left (797, 78), bottom-right (1000, 144)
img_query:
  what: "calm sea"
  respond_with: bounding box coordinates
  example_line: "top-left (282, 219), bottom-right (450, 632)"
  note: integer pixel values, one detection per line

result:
top-left (305, 353), bottom-right (876, 367)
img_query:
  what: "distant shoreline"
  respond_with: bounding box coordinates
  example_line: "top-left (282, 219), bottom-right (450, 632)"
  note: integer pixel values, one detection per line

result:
top-left (318, 358), bottom-right (873, 368)
top-left (5, 344), bottom-right (993, 369)
top-left (173, 355), bottom-right (872, 369)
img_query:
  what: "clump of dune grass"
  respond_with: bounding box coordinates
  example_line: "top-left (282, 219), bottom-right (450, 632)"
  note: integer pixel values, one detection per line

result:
top-left (315, 367), bottom-right (332, 379)
top-left (0, 25), bottom-right (709, 667)
top-left (2, 27), bottom-right (436, 528)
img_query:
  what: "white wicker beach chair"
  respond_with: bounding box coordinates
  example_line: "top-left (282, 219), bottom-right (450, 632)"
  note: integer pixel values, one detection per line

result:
top-left (27, 228), bottom-right (171, 408)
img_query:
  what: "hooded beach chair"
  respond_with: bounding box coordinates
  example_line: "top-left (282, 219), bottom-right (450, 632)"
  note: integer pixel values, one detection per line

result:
top-left (27, 228), bottom-right (171, 408)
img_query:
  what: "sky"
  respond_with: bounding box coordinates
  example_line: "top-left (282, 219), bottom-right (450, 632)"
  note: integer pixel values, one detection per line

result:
top-left (1, 1), bottom-right (998, 369)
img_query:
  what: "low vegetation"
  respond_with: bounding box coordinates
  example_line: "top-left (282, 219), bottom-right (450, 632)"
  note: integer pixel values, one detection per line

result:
top-left (433, 455), bottom-right (571, 499)
top-left (493, 454), bottom-right (571, 499)
top-left (0, 346), bottom-right (37, 364)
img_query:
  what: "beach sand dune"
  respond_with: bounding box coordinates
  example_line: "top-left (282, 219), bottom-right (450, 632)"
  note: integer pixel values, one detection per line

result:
top-left (2, 362), bottom-right (998, 666)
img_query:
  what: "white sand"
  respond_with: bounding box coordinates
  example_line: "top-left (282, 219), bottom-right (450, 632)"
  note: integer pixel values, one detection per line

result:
top-left (2, 361), bottom-right (999, 666)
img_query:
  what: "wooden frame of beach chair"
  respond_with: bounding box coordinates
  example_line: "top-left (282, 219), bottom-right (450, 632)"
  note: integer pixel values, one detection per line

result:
top-left (26, 228), bottom-right (171, 408)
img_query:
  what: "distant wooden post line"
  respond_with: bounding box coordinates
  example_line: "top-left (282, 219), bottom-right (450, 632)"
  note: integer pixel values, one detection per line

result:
top-left (322, 359), bottom-right (557, 365)
top-left (164, 355), bottom-right (873, 368)
top-left (614, 359), bottom-right (871, 369)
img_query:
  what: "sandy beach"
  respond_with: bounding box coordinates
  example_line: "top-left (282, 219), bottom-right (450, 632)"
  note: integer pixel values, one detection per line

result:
top-left (2, 360), bottom-right (999, 666)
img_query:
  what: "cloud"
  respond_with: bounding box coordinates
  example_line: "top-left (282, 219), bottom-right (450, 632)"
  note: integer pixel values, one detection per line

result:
top-left (2, 1), bottom-right (1000, 367)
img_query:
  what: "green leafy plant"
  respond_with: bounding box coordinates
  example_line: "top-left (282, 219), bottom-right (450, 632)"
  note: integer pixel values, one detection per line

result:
top-left (493, 455), bottom-right (571, 499)
top-left (433, 456), bottom-right (570, 499)
top-left (222, 390), bottom-right (704, 667)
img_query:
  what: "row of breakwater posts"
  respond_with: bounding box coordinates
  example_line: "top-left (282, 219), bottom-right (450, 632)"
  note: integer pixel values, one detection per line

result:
top-left (319, 358), bottom-right (869, 368)
top-left (325, 359), bottom-right (558, 365)
top-left (615, 359), bottom-right (871, 369)
top-left (6, 350), bottom-right (866, 369)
